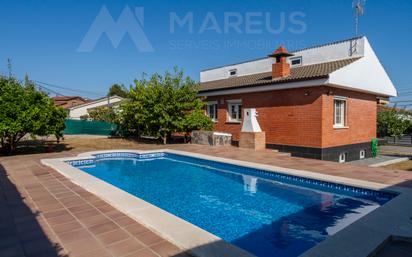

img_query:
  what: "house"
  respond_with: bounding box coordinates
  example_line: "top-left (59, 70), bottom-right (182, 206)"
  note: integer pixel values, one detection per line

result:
top-left (52, 96), bottom-right (88, 109)
top-left (68, 95), bottom-right (124, 119)
top-left (199, 36), bottom-right (397, 162)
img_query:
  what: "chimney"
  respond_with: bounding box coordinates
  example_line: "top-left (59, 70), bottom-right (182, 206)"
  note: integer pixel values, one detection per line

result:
top-left (268, 46), bottom-right (294, 79)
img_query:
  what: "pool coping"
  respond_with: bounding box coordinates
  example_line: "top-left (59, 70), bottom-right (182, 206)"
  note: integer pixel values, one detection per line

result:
top-left (41, 149), bottom-right (412, 257)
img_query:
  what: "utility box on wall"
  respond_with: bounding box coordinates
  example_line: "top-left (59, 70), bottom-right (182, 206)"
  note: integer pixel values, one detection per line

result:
top-left (239, 108), bottom-right (266, 150)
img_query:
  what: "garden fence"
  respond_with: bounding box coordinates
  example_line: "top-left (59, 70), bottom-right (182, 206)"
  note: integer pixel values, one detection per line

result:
top-left (383, 134), bottom-right (412, 146)
top-left (64, 119), bottom-right (118, 136)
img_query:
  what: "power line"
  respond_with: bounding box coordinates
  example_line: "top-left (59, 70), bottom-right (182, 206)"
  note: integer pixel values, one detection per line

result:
top-left (34, 80), bottom-right (105, 97)
top-left (1, 74), bottom-right (104, 97)
top-left (397, 90), bottom-right (412, 94)
top-left (1, 74), bottom-right (63, 96)
top-left (36, 84), bottom-right (64, 96)
top-left (391, 100), bottom-right (412, 103)
top-left (397, 93), bottom-right (412, 98)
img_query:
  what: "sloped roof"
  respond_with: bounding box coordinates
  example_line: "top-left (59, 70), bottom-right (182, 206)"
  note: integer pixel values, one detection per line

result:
top-left (199, 58), bottom-right (361, 93)
top-left (52, 96), bottom-right (89, 109)
top-left (68, 95), bottom-right (124, 110)
top-left (52, 96), bottom-right (86, 101)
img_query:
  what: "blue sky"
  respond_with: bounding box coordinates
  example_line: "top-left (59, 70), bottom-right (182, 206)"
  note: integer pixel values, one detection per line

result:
top-left (1, 0), bottom-right (411, 104)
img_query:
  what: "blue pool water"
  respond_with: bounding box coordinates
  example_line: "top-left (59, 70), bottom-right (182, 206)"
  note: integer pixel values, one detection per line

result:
top-left (70, 153), bottom-right (394, 257)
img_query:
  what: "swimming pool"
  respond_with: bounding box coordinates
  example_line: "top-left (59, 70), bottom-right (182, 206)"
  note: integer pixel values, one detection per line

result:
top-left (67, 152), bottom-right (395, 257)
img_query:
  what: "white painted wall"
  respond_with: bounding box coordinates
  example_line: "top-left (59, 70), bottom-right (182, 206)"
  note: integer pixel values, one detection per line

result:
top-left (200, 37), bottom-right (365, 83)
top-left (329, 37), bottom-right (397, 97)
top-left (292, 37), bottom-right (364, 66)
top-left (68, 96), bottom-right (124, 119)
top-left (200, 58), bottom-right (273, 82)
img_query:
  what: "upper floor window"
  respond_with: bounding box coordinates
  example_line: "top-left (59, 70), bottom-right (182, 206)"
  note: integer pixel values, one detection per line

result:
top-left (290, 56), bottom-right (302, 67)
top-left (227, 100), bottom-right (242, 122)
top-left (206, 101), bottom-right (218, 121)
top-left (229, 69), bottom-right (237, 77)
top-left (333, 97), bottom-right (347, 128)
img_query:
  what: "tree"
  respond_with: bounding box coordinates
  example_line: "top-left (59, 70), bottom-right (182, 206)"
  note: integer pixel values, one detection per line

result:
top-left (0, 76), bottom-right (67, 154)
top-left (377, 107), bottom-right (411, 138)
top-left (108, 84), bottom-right (128, 98)
top-left (120, 68), bottom-right (213, 144)
top-left (88, 106), bottom-right (117, 123)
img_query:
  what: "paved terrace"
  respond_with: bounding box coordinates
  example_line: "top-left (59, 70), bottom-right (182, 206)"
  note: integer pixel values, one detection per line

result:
top-left (1, 139), bottom-right (412, 257)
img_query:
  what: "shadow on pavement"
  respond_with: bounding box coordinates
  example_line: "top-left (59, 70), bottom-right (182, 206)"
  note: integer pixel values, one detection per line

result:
top-left (0, 164), bottom-right (67, 257)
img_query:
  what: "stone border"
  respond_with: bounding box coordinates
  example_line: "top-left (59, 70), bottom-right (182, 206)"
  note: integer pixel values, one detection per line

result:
top-left (370, 157), bottom-right (410, 167)
top-left (42, 149), bottom-right (412, 257)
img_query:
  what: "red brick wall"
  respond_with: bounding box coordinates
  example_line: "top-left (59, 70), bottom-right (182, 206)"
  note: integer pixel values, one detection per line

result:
top-left (206, 86), bottom-right (377, 148)
top-left (207, 87), bottom-right (323, 148)
top-left (321, 87), bottom-right (377, 148)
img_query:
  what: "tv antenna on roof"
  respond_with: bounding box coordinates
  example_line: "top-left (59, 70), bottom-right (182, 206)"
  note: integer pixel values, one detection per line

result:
top-left (353, 0), bottom-right (366, 36)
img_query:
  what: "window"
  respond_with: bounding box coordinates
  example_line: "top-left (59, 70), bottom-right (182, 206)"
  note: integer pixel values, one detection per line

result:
top-left (360, 149), bottom-right (366, 159)
top-left (227, 100), bottom-right (242, 122)
top-left (229, 69), bottom-right (237, 77)
top-left (290, 56), bottom-right (302, 66)
top-left (206, 102), bottom-right (218, 121)
top-left (339, 153), bottom-right (347, 163)
top-left (333, 98), bottom-right (347, 128)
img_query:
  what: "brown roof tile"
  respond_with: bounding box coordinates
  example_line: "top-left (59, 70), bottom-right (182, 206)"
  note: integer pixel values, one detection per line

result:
top-left (52, 96), bottom-right (86, 101)
top-left (199, 58), bottom-right (361, 93)
top-left (52, 96), bottom-right (89, 109)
